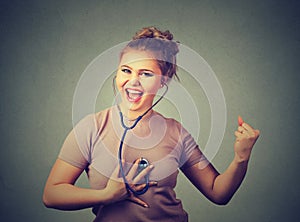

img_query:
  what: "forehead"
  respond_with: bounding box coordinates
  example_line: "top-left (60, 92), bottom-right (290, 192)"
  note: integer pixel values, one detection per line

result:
top-left (119, 50), bottom-right (161, 71)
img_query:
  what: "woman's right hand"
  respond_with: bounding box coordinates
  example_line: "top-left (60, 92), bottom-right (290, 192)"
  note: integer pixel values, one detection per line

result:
top-left (104, 158), bottom-right (157, 208)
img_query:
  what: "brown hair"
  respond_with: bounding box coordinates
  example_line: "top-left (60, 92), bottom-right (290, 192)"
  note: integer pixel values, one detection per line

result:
top-left (120, 26), bottom-right (180, 81)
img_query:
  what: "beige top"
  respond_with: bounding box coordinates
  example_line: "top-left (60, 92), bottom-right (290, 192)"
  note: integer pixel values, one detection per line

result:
top-left (59, 106), bottom-right (209, 222)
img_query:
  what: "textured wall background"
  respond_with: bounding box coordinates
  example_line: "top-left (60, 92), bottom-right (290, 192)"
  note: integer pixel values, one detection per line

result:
top-left (0, 0), bottom-right (299, 221)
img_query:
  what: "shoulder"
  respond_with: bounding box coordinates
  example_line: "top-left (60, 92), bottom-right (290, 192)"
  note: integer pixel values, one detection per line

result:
top-left (153, 110), bottom-right (185, 136)
top-left (153, 111), bottom-right (198, 146)
top-left (94, 106), bottom-right (120, 135)
top-left (74, 106), bottom-right (114, 135)
top-left (94, 107), bottom-right (112, 126)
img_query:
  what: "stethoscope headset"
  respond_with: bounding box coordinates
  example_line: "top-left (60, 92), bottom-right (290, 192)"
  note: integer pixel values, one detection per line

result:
top-left (113, 76), bottom-right (168, 195)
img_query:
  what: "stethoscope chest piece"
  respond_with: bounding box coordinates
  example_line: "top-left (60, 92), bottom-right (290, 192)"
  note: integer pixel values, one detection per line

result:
top-left (137, 157), bottom-right (149, 175)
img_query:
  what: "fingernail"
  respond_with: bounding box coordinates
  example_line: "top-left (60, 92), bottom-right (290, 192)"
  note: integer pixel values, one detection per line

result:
top-left (144, 204), bottom-right (149, 208)
top-left (238, 115), bottom-right (244, 126)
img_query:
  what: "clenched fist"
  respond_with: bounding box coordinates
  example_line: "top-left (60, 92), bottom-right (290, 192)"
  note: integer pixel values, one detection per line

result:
top-left (234, 116), bottom-right (260, 162)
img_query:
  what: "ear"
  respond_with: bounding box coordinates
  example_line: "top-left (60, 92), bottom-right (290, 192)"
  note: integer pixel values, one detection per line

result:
top-left (160, 76), bottom-right (167, 87)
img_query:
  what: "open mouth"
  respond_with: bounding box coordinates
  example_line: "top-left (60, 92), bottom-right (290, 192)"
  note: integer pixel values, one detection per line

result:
top-left (125, 88), bottom-right (144, 102)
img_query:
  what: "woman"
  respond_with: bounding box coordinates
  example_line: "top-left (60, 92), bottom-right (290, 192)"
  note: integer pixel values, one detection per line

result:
top-left (43, 27), bottom-right (260, 221)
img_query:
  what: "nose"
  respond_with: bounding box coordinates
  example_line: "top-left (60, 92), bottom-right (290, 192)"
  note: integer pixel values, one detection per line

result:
top-left (127, 72), bottom-right (141, 86)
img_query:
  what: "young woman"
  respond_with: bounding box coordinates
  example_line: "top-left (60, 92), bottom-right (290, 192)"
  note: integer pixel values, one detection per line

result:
top-left (43, 27), bottom-right (260, 222)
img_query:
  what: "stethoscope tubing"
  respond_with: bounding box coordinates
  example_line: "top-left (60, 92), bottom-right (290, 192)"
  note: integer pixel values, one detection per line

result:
top-left (118, 128), bottom-right (150, 195)
top-left (116, 82), bottom-right (168, 195)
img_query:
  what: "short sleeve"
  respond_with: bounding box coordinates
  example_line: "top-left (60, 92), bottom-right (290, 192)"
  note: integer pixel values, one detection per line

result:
top-left (58, 114), bottom-right (97, 169)
top-left (179, 127), bottom-right (210, 171)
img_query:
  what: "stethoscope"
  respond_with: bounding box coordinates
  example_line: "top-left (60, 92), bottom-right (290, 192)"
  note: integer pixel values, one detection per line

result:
top-left (113, 77), bottom-right (168, 195)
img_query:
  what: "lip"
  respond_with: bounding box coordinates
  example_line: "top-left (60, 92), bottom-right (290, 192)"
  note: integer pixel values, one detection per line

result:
top-left (124, 87), bottom-right (144, 103)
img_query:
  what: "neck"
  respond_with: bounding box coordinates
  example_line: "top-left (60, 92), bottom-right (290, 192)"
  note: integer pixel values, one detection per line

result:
top-left (118, 103), bottom-right (153, 121)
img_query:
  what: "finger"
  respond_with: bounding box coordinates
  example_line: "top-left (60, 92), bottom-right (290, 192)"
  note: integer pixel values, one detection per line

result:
top-left (254, 129), bottom-right (260, 137)
top-left (249, 129), bottom-right (260, 141)
top-left (134, 183), bottom-right (147, 191)
top-left (237, 126), bottom-right (252, 138)
top-left (127, 158), bottom-right (141, 180)
top-left (148, 181), bottom-right (158, 187)
top-left (241, 122), bottom-right (255, 132)
top-left (135, 181), bottom-right (158, 190)
top-left (127, 196), bottom-right (149, 208)
top-left (238, 126), bottom-right (244, 133)
top-left (243, 123), bottom-right (260, 138)
top-left (238, 115), bottom-right (244, 126)
top-left (235, 131), bottom-right (242, 139)
top-left (132, 165), bottom-right (154, 184)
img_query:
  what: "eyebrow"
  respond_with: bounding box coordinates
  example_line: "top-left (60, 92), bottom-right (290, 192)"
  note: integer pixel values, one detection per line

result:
top-left (120, 65), bottom-right (155, 73)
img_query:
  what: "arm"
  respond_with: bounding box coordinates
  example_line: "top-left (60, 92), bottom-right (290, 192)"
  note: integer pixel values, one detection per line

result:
top-left (43, 112), bottom-right (159, 210)
top-left (43, 158), bottom-right (112, 210)
top-left (43, 127), bottom-right (114, 210)
top-left (43, 158), bottom-right (157, 210)
top-left (182, 116), bottom-right (260, 205)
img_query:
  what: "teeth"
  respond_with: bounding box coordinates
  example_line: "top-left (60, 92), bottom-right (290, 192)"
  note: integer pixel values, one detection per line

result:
top-left (126, 89), bottom-right (143, 101)
top-left (126, 89), bottom-right (142, 94)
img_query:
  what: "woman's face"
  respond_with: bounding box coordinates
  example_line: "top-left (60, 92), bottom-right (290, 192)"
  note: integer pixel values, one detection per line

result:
top-left (116, 49), bottom-right (163, 112)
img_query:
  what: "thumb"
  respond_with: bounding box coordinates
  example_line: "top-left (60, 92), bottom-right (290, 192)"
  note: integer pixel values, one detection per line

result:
top-left (238, 115), bottom-right (244, 126)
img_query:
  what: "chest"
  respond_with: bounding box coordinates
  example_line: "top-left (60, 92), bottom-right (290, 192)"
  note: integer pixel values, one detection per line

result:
top-left (88, 120), bottom-right (182, 188)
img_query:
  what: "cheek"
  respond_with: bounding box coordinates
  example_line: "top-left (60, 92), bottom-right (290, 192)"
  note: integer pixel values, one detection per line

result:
top-left (115, 72), bottom-right (129, 90)
top-left (142, 78), bottom-right (161, 94)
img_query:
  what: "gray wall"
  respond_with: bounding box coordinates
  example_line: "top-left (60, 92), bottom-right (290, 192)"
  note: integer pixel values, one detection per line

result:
top-left (1, 0), bottom-right (299, 221)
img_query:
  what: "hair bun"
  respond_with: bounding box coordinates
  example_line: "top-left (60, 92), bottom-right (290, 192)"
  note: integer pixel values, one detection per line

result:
top-left (133, 26), bottom-right (174, 41)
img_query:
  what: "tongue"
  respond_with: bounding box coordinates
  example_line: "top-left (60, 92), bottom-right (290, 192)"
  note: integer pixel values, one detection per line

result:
top-left (128, 92), bottom-right (141, 101)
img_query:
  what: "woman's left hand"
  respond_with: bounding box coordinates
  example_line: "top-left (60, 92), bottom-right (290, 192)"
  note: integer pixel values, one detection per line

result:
top-left (234, 116), bottom-right (260, 162)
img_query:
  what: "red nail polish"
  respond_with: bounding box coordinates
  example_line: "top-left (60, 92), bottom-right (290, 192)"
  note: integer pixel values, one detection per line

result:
top-left (238, 116), bottom-right (244, 126)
